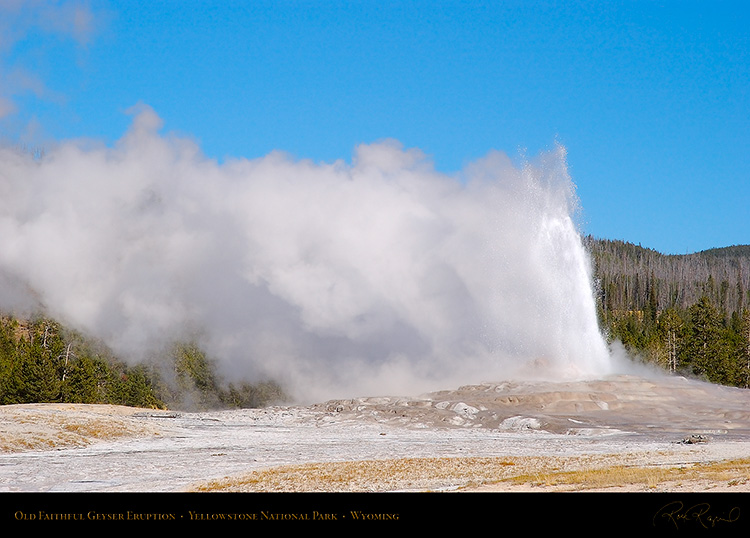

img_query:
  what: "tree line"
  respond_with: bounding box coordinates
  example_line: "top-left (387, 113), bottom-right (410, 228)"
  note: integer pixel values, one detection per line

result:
top-left (0, 315), bottom-right (286, 409)
top-left (586, 237), bottom-right (750, 387)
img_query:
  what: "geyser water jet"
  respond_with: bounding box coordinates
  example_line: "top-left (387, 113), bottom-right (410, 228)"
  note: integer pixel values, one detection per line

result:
top-left (0, 106), bottom-right (613, 401)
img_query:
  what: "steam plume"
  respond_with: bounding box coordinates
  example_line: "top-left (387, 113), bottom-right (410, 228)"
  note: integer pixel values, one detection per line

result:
top-left (0, 106), bottom-right (613, 401)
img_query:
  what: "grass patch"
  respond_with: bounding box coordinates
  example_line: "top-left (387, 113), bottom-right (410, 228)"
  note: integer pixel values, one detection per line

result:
top-left (191, 456), bottom-right (750, 493)
top-left (503, 458), bottom-right (750, 491)
top-left (193, 457), bottom-right (521, 492)
top-left (0, 406), bottom-right (162, 452)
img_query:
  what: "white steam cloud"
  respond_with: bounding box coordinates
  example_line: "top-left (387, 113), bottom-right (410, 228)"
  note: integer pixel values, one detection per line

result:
top-left (0, 106), bottom-right (613, 401)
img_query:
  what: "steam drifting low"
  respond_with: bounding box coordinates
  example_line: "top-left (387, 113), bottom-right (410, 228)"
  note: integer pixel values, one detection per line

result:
top-left (0, 106), bottom-right (613, 401)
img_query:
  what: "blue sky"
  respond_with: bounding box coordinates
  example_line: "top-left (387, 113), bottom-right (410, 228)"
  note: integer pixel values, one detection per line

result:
top-left (1, 0), bottom-right (748, 255)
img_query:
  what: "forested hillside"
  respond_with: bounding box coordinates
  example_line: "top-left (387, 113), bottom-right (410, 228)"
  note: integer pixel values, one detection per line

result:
top-left (0, 316), bottom-right (286, 409)
top-left (586, 237), bottom-right (750, 388)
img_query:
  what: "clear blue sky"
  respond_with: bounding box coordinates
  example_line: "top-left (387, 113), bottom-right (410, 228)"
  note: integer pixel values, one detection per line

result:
top-left (1, 0), bottom-right (748, 255)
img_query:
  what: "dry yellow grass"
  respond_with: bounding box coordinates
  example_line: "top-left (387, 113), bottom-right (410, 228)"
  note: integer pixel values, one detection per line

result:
top-left (192, 456), bottom-right (521, 492)
top-left (0, 404), bottom-right (162, 452)
top-left (505, 458), bottom-right (750, 491)
top-left (190, 456), bottom-right (750, 493)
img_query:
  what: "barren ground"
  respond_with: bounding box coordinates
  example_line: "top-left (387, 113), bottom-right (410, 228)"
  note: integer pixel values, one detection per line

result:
top-left (1, 374), bottom-right (750, 493)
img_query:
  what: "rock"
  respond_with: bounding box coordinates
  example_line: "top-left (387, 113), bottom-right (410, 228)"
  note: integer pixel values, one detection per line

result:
top-left (680, 434), bottom-right (709, 444)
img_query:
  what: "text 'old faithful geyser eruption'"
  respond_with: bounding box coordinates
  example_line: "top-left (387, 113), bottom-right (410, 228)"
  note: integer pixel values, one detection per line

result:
top-left (0, 106), bottom-right (613, 401)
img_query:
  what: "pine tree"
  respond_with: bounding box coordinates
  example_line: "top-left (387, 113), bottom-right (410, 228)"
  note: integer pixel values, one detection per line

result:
top-left (658, 308), bottom-right (684, 373)
top-left (683, 296), bottom-right (734, 384)
top-left (739, 309), bottom-right (750, 388)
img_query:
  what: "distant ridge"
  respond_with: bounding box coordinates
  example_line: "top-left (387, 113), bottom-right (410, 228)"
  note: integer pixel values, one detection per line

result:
top-left (695, 244), bottom-right (750, 258)
top-left (584, 236), bottom-right (750, 388)
top-left (584, 236), bottom-right (750, 316)
top-left (585, 237), bottom-right (750, 259)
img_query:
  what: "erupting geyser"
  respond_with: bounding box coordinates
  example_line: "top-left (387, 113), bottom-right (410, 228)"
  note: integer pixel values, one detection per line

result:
top-left (0, 106), bottom-right (613, 401)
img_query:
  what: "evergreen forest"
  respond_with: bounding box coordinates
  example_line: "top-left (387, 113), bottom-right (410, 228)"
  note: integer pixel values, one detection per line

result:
top-left (587, 237), bottom-right (750, 388)
top-left (0, 316), bottom-right (286, 409)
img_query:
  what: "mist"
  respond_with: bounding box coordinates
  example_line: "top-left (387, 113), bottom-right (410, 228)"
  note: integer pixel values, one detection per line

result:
top-left (0, 105), bottom-right (615, 402)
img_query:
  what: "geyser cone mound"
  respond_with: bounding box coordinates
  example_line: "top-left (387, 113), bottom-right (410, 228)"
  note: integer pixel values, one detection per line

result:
top-left (312, 374), bottom-right (750, 439)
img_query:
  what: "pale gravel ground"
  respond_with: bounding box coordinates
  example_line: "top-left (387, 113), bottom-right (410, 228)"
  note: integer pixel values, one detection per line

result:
top-left (1, 374), bottom-right (749, 493)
